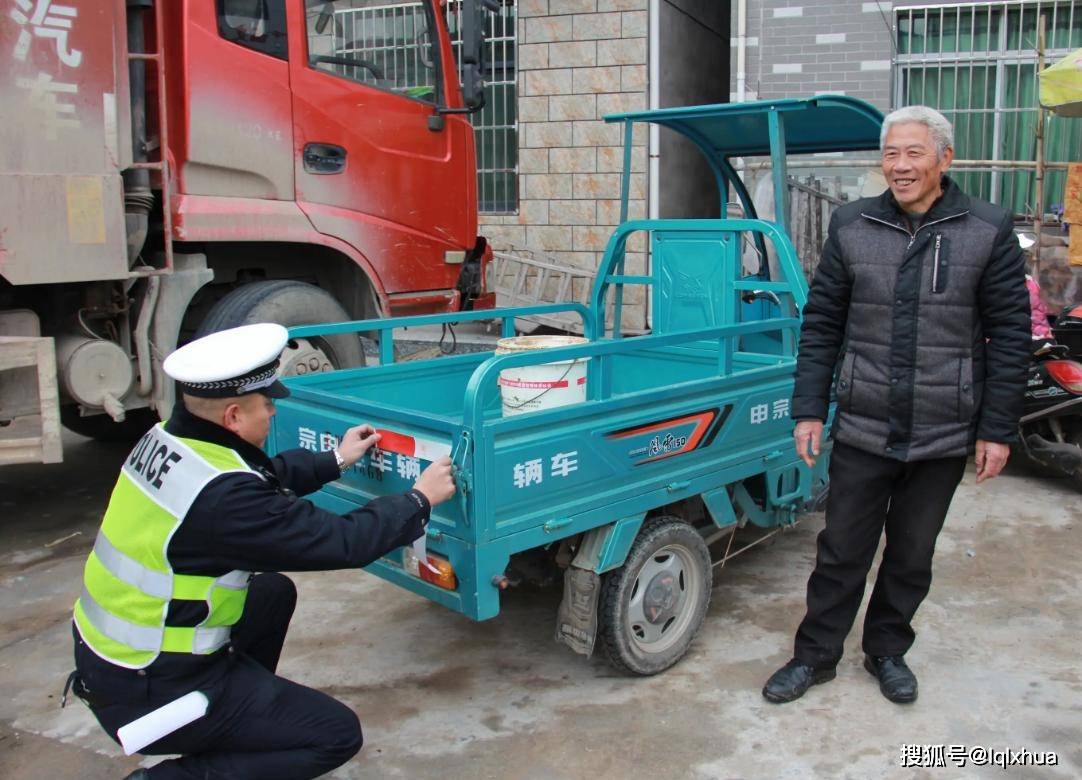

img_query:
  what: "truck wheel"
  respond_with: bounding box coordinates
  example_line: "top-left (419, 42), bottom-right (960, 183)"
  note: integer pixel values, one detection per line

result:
top-left (195, 280), bottom-right (364, 373)
top-left (598, 517), bottom-right (712, 676)
top-left (60, 406), bottom-right (157, 442)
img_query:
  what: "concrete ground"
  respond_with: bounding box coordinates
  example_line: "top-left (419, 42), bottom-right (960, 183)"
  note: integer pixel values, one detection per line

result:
top-left (1, 431), bottom-right (1080, 780)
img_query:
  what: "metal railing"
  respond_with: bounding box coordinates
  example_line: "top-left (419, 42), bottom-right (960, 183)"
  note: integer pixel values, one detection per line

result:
top-left (329, 2), bottom-right (518, 214)
top-left (330, 3), bottom-right (439, 97)
top-left (893, 1), bottom-right (1080, 214)
top-left (445, 1), bottom-right (518, 214)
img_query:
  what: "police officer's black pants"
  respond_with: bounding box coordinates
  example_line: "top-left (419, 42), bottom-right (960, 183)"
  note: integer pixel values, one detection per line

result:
top-left (96, 573), bottom-right (362, 779)
top-left (793, 441), bottom-right (967, 669)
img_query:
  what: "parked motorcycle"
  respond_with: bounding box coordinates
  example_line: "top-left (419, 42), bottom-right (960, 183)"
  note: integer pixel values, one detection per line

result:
top-left (1015, 304), bottom-right (1082, 488)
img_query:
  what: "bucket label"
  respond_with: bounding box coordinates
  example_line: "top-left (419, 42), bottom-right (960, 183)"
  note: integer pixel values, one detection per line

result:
top-left (498, 360), bottom-right (588, 417)
top-left (499, 376), bottom-right (587, 390)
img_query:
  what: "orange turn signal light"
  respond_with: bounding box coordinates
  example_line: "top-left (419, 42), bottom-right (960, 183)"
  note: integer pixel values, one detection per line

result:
top-left (419, 554), bottom-right (457, 590)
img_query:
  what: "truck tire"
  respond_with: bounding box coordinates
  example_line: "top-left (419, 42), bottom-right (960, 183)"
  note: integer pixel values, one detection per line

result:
top-left (195, 280), bottom-right (365, 373)
top-left (60, 406), bottom-right (157, 442)
top-left (597, 517), bottom-right (712, 676)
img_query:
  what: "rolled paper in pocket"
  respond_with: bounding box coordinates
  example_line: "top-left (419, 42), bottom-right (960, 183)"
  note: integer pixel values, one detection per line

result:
top-left (116, 690), bottom-right (209, 755)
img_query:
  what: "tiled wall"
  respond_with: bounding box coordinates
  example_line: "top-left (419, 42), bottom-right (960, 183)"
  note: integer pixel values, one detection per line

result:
top-left (732, 0), bottom-right (895, 109)
top-left (479, 0), bottom-right (651, 294)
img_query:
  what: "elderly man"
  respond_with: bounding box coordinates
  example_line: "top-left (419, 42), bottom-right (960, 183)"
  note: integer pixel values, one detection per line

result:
top-left (67, 323), bottom-right (456, 779)
top-left (762, 106), bottom-right (1030, 704)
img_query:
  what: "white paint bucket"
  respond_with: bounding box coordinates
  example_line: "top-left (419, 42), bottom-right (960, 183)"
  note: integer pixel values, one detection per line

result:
top-left (495, 335), bottom-right (588, 416)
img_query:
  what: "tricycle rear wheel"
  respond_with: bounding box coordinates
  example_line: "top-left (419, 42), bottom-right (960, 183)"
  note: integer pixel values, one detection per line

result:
top-left (598, 517), bottom-right (711, 676)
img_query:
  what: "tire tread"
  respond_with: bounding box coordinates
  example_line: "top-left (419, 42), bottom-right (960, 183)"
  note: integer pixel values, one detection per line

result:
top-left (597, 516), bottom-right (711, 676)
top-left (195, 280), bottom-right (363, 368)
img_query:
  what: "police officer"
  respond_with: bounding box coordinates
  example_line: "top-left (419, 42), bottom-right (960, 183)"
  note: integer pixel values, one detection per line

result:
top-left (68, 323), bottom-right (456, 779)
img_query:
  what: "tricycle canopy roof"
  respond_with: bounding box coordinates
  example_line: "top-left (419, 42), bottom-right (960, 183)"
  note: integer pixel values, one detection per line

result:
top-left (603, 96), bottom-right (885, 236)
top-left (605, 95), bottom-right (884, 159)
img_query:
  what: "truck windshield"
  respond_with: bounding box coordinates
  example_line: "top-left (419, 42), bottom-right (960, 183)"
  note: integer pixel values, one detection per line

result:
top-left (305, 0), bottom-right (441, 104)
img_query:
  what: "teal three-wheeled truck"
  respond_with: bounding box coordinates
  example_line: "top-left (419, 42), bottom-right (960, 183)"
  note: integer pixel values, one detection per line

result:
top-left (269, 97), bottom-right (884, 675)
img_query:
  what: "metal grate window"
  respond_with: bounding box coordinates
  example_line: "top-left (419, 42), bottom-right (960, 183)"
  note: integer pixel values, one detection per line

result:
top-left (318, 2), bottom-right (518, 214)
top-left (313, 2), bottom-right (442, 101)
top-left (894, 1), bottom-right (1081, 215)
top-left (446, 1), bottom-right (518, 214)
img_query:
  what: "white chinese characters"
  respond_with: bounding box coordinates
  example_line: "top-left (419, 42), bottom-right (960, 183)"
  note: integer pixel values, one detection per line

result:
top-left (396, 454), bottom-right (421, 480)
top-left (298, 428), bottom-right (338, 453)
top-left (369, 448), bottom-right (393, 474)
top-left (899, 744), bottom-right (1059, 769)
top-left (298, 427), bottom-right (318, 452)
top-left (900, 744), bottom-right (945, 768)
top-left (14, 71), bottom-right (78, 140)
top-left (512, 458), bottom-right (543, 489)
top-left (512, 451), bottom-right (579, 489)
top-left (319, 432), bottom-right (338, 452)
top-left (11, 0), bottom-right (82, 66)
top-left (296, 427), bottom-right (432, 480)
top-left (749, 398), bottom-right (791, 425)
top-left (10, 0), bottom-right (84, 139)
top-left (550, 451), bottom-right (579, 478)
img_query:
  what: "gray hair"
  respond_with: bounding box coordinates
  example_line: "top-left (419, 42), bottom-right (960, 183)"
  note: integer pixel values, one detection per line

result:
top-left (880, 105), bottom-right (954, 159)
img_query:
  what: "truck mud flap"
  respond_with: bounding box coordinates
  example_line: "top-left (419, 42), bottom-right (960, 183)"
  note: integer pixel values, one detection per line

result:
top-left (555, 566), bottom-right (601, 657)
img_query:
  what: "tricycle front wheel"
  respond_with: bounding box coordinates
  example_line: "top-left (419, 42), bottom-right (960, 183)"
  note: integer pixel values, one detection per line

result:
top-left (598, 517), bottom-right (712, 676)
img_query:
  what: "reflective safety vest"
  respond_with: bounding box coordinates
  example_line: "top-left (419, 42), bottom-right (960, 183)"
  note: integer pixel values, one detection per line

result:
top-left (74, 423), bottom-right (257, 669)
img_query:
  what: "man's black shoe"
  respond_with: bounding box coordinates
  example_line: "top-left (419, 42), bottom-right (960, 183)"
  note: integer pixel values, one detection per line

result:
top-left (864, 654), bottom-right (918, 703)
top-left (123, 770), bottom-right (151, 779)
top-left (762, 658), bottom-right (836, 703)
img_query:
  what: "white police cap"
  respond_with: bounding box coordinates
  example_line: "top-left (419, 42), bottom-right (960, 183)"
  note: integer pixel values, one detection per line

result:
top-left (164, 323), bottom-right (291, 398)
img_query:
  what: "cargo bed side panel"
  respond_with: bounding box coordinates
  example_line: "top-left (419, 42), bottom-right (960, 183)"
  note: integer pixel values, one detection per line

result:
top-left (477, 360), bottom-right (798, 540)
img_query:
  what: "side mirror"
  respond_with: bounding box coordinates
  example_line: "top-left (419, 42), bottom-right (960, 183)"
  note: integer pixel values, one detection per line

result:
top-left (459, 0), bottom-right (499, 112)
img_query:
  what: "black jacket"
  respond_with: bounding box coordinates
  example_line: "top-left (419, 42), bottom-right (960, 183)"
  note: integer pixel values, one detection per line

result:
top-left (74, 402), bottom-right (429, 697)
top-left (792, 176), bottom-right (1030, 461)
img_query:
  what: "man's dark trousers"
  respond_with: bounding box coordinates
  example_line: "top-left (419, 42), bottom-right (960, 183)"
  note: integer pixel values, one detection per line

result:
top-left (794, 441), bottom-right (967, 669)
top-left (89, 573), bottom-right (362, 779)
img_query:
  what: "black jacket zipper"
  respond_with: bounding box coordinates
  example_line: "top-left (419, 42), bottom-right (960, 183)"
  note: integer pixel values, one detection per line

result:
top-left (860, 210), bottom-right (968, 248)
top-left (931, 234), bottom-right (944, 292)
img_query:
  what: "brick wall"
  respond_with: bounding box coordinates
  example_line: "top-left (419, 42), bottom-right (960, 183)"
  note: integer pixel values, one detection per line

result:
top-left (733, 0), bottom-right (894, 109)
top-left (479, 0), bottom-right (651, 293)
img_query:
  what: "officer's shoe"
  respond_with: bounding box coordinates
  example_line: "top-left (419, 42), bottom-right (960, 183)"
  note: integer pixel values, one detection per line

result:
top-left (864, 654), bottom-right (918, 703)
top-left (762, 658), bottom-right (836, 703)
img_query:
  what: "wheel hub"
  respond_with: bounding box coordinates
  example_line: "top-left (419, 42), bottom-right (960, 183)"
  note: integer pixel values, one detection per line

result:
top-left (279, 338), bottom-right (333, 376)
top-left (626, 546), bottom-right (698, 652)
top-left (643, 571), bottom-right (679, 624)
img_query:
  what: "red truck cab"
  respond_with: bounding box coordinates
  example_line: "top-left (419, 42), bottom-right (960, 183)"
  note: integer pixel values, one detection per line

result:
top-left (0, 0), bottom-right (495, 463)
top-left (168, 0), bottom-right (492, 317)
